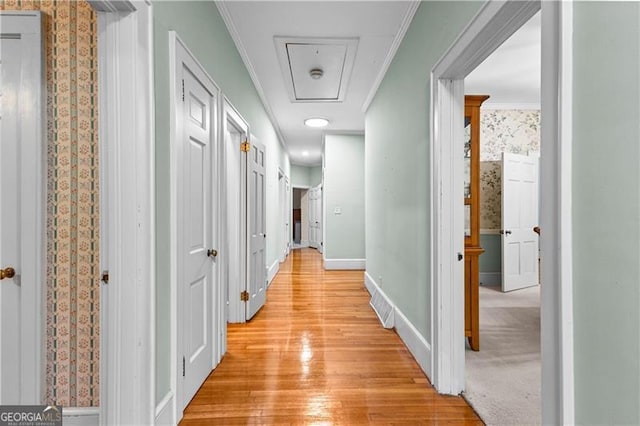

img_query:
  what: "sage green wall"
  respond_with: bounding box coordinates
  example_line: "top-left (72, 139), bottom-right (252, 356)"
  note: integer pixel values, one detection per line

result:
top-left (573, 2), bottom-right (640, 423)
top-left (291, 164), bottom-right (322, 188)
top-left (309, 166), bottom-right (322, 187)
top-left (153, 1), bottom-right (290, 404)
top-left (291, 164), bottom-right (311, 187)
top-left (479, 234), bottom-right (501, 274)
top-left (324, 135), bottom-right (365, 260)
top-left (365, 1), bottom-right (481, 339)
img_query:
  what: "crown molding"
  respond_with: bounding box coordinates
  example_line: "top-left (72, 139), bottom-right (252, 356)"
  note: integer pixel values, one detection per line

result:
top-left (215, 1), bottom-right (289, 153)
top-left (361, 1), bottom-right (420, 112)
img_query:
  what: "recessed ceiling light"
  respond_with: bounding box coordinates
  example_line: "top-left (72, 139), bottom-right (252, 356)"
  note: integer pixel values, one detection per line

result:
top-left (302, 151), bottom-right (309, 157)
top-left (304, 118), bottom-right (329, 128)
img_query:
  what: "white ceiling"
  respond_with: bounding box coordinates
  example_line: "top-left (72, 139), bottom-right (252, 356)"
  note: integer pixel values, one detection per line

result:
top-left (218, 1), bottom-right (417, 165)
top-left (465, 11), bottom-right (541, 107)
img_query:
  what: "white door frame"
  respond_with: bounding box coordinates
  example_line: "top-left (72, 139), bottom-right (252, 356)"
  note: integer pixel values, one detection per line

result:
top-left (169, 31), bottom-right (221, 421)
top-left (0, 11), bottom-right (45, 405)
top-left (278, 167), bottom-right (290, 261)
top-left (429, 1), bottom-right (574, 424)
top-left (221, 98), bottom-right (250, 324)
top-left (91, 0), bottom-right (155, 424)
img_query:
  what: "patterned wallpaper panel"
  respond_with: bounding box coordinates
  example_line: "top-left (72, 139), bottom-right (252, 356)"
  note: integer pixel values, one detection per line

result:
top-left (480, 109), bottom-right (541, 162)
top-left (0, 0), bottom-right (100, 407)
top-left (480, 109), bottom-right (540, 230)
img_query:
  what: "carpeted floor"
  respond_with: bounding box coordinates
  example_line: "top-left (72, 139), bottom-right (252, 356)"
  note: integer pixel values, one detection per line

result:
top-left (464, 284), bottom-right (541, 425)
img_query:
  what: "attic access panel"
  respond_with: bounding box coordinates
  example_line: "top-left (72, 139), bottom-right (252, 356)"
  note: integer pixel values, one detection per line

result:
top-left (274, 37), bottom-right (358, 103)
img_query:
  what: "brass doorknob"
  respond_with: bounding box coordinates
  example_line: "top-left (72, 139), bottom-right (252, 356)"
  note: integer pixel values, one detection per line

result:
top-left (207, 249), bottom-right (218, 258)
top-left (1, 267), bottom-right (16, 280)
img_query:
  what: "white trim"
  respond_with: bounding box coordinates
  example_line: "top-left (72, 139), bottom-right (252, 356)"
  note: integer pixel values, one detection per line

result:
top-left (364, 272), bottom-right (432, 379)
top-left (62, 407), bottom-right (100, 426)
top-left (0, 11), bottom-right (46, 405)
top-left (324, 259), bottom-right (366, 270)
top-left (215, 1), bottom-right (288, 152)
top-left (540, 1), bottom-right (574, 424)
top-left (154, 391), bottom-right (175, 426)
top-left (479, 272), bottom-right (502, 287)
top-left (481, 102), bottom-right (541, 110)
top-left (362, 1), bottom-right (420, 112)
top-left (94, 1), bottom-right (155, 424)
top-left (395, 306), bottom-right (432, 380)
top-left (267, 259), bottom-right (279, 287)
top-left (430, 1), bottom-right (573, 423)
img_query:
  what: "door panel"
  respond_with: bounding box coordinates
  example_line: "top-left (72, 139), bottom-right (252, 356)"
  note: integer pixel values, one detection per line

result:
top-left (0, 14), bottom-right (44, 404)
top-left (501, 152), bottom-right (539, 292)
top-left (246, 139), bottom-right (266, 320)
top-left (180, 66), bottom-right (215, 406)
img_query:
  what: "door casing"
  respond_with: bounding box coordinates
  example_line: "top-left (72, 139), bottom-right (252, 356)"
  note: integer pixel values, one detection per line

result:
top-left (429, 1), bottom-right (574, 424)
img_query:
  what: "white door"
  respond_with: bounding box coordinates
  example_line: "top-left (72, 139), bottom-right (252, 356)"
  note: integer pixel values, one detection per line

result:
top-left (501, 152), bottom-right (539, 292)
top-left (177, 55), bottom-right (217, 407)
top-left (246, 138), bottom-right (267, 320)
top-left (0, 13), bottom-right (44, 405)
top-left (308, 188), bottom-right (318, 248)
top-left (221, 100), bottom-right (249, 324)
top-left (308, 186), bottom-right (323, 253)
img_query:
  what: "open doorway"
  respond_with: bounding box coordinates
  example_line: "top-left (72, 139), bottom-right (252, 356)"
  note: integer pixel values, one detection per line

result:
top-left (430, 2), bottom-right (574, 424)
top-left (292, 187), bottom-right (309, 248)
top-left (462, 11), bottom-right (542, 424)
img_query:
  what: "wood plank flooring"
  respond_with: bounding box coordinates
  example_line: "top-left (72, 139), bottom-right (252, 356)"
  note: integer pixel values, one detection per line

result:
top-left (181, 248), bottom-right (481, 425)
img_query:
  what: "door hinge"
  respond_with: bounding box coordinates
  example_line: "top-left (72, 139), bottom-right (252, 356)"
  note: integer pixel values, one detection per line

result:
top-left (240, 141), bottom-right (251, 152)
top-left (101, 271), bottom-right (109, 284)
top-left (240, 290), bottom-right (249, 302)
top-left (182, 356), bottom-right (185, 377)
top-left (181, 79), bottom-right (185, 102)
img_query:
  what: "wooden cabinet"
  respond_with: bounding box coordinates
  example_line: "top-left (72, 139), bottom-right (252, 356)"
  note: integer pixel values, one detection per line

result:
top-left (464, 95), bottom-right (489, 351)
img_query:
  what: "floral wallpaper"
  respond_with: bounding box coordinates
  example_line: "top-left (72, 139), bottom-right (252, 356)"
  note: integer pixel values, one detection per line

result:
top-left (480, 109), bottom-right (540, 230)
top-left (480, 161), bottom-right (502, 230)
top-left (480, 109), bottom-right (541, 161)
top-left (0, 0), bottom-right (100, 407)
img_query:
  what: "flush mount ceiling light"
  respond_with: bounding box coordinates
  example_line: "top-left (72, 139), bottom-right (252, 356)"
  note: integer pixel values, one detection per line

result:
top-left (304, 118), bottom-right (329, 128)
top-left (302, 151), bottom-right (309, 157)
top-left (309, 68), bottom-right (324, 80)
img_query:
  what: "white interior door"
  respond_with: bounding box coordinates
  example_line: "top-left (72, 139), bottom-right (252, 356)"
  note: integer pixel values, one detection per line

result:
top-left (246, 138), bottom-right (267, 320)
top-left (0, 13), bottom-right (44, 405)
top-left (221, 100), bottom-right (248, 324)
top-left (308, 188), bottom-right (318, 248)
top-left (177, 54), bottom-right (216, 408)
top-left (501, 152), bottom-right (540, 292)
top-left (316, 186), bottom-right (323, 254)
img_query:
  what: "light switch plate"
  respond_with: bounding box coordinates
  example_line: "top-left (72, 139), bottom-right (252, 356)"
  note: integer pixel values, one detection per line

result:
top-left (334, 207), bottom-right (341, 215)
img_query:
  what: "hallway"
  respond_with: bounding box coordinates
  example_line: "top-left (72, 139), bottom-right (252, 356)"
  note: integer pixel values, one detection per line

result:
top-left (181, 249), bottom-right (481, 424)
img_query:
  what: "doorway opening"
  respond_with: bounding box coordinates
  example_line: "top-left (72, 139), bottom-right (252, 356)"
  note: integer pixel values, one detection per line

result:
top-left (292, 187), bottom-right (309, 248)
top-left (462, 11), bottom-right (542, 423)
top-left (430, 1), bottom-right (574, 424)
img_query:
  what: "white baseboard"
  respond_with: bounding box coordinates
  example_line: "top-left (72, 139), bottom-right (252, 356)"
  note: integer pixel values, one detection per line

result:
top-left (267, 259), bottom-right (279, 287)
top-left (479, 272), bottom-right (502, 286)
top-left (364, 270), bottom-right (432, 381)
top-left (324, 258), bottom-right (365, 270)
top-left (154, 391), bottom-right (175, 425)
top-left (394, 306), bottom-right (432, 379)
top-left (62, 407), bottom-right (99, 425)
top-left (364, 271), bottom-right (394, 328)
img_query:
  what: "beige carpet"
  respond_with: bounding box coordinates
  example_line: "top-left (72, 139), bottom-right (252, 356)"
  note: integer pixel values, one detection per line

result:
top-left (464, 285), bottom-right (541, 425)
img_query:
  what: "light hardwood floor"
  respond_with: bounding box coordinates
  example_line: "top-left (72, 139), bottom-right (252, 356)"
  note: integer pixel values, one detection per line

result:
top-left (181, 248), bottom-right (481, 425)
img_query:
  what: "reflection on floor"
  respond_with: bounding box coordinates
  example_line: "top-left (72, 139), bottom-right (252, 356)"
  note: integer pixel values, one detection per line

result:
top-left (181, 248), bottom-right (481, 424)
top-left (464, 284), bottom-right (541, 425)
